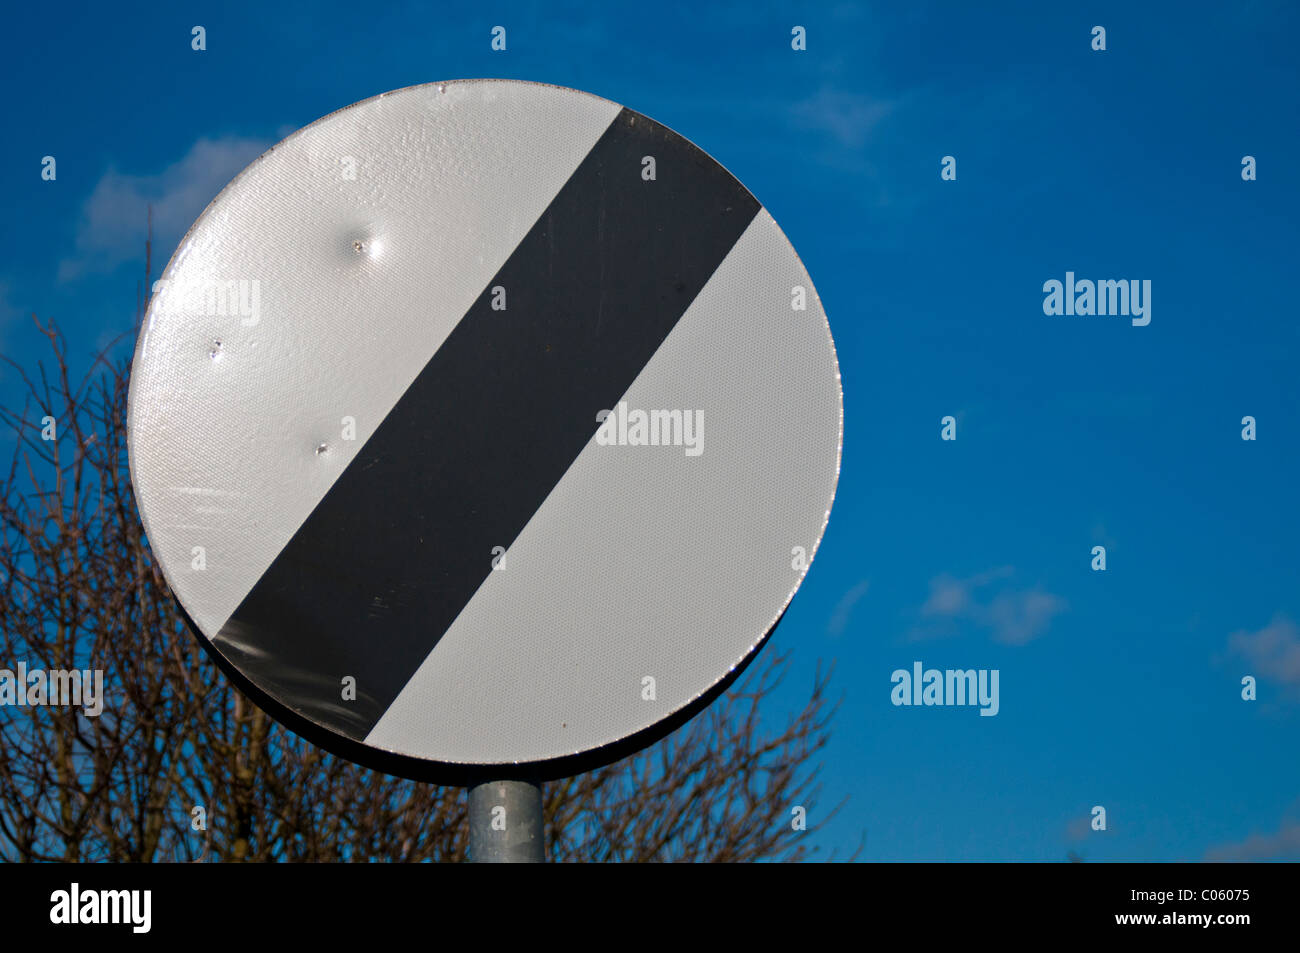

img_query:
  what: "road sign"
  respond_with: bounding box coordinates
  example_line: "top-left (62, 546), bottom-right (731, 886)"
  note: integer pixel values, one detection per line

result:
top-left (127, 79), bottom-right (842, 783)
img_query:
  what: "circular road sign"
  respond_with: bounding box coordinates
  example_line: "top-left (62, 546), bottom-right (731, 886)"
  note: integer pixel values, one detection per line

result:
top-left (127, 79), bottom-right (842, 783)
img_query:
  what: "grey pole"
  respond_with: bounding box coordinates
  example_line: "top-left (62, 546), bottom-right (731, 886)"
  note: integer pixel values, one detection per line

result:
top-left (467, 778), bottom-right (545, 862)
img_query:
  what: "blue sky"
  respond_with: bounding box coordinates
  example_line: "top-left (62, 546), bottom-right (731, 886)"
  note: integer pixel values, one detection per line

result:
top-left (3, 0), bottom-right (1298, 860)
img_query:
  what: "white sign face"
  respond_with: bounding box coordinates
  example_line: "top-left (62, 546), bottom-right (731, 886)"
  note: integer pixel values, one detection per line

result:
top-left (127, 79), bottom-right (842, 781)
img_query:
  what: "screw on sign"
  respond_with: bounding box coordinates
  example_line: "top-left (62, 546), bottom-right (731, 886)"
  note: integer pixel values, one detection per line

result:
top-left (126, 80), bottom-right (842, 862)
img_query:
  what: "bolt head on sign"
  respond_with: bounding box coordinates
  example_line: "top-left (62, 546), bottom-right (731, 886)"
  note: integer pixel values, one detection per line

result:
top-left (127, 80), bottom-right (842, 783)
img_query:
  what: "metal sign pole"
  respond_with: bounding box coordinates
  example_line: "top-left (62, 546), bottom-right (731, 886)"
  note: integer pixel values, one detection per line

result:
top-left (467, 778), bottom-right (545, 863)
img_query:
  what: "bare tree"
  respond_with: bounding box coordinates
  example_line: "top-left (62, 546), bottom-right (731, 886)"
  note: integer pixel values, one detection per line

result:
top-left (0, 310), bottom-right (852, 863)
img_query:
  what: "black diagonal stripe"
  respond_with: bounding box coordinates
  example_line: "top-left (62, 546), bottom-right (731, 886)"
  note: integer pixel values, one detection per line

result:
top-left (211, 107), bottom-right (761, 741)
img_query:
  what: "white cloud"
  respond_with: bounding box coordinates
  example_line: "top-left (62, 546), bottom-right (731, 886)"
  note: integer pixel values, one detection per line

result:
top-left (986, 589), bottom-right (1069, 646)
top-left (59, 136), bottom-right (272, 281)
top-left (921, 575), bottom-right (971, 617)
top-left (1228, 615), bottom-right (1300, 687)
top-left (1065, 814), bottom-right (1092, 843)
top-left (921, 566), bottom-right (1012, 617)
top-left (917, 567), bottom-right (1065, 645)
top-left (828, 579), bottom-right (869, 637)
top-left (1205, 820), bottom-right (1300, 862)
top-left (788, 87), bottom-right (895, 149)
